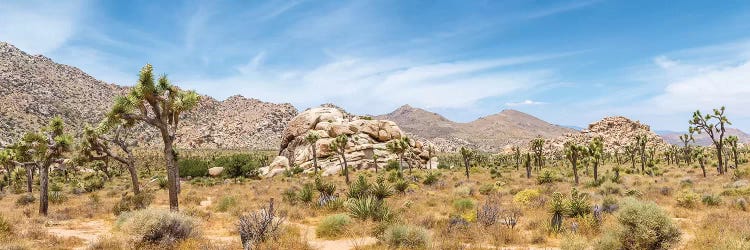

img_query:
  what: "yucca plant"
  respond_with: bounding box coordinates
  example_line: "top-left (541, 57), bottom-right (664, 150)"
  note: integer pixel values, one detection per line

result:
top-left (567, 188), bottom-right (590, 217)
top-left (346, 175), bottom-right (371, 199)
top-left (347, 196), bottom-right (394, 222)
top-left (371, 177), bottom-right (394, 200)
top-left (298, 184), bottom-right (314, 204)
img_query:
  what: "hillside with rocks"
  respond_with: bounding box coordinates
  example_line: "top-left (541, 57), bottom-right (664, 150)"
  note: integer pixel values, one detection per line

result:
top-left (659, 128), bottom-right (750, 146)
top-left (550, 116), bottom-right (667, 152)
top-left (0, 42), bottom-right (296, 149)
top-left (375, 105), bottom-right (575, 152)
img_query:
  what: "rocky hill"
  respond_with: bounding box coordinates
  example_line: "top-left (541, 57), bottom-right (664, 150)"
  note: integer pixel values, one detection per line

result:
top-left (659, 128), bottom-right (750, 146)
top-left (375, 105), bottom-right (575, 152)
top-left (0, 42), bottom-right (296, 149)
top-left (550, 116), bottom-right (667, 152)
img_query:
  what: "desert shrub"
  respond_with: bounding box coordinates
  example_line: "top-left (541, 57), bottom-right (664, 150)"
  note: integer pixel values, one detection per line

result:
top-left (215, 196), bottom-right (237, 212)
top-left (215, 153), bottom-right (264, 178)
top-left (182, 191), bottom-right (202, 206)
top-left (567, 188), bottom-right (590, 217)
top-left (537, 169), bottom-right (557, 184)
top-left (513, 189), bottom-right (541, 206)
top-left (624, 189), bottom-right (642, 197)
top-left (156, 176), bottom-right (168, 189)
top-left (88, 235), bottom-right (126, 250)
top-left (422, 171), bottom-right (440, 185)
top-left (701, 194), bottom-right (722, 206)
top-left (676, 190), bottom-right (700, 208)
top-left (593, 230), bottom-right (623, 250)
top-left (478, 183), bottom-right (495, 195)
top-left (452, 198), bottom-right (475, 212)
top-left (347, 175), bottom-right (371, 199)
top-left (599, 182), bottom-right (621, 195)
top-left (316, 214), bottom-right (352, 239)
top-left (476, 200), bottom-right (500, 227)
top-left (83, 173), bottom-right (106, 192)
top-left (116, 209), bottom-right (199, 245)
top-left (15, 194), bottom-right (35, 206)
top-left (394, 179), bottom-right (409, 193)
top-left (385, 160), bottom-right (400, 171)
top-left (49, 191), bottom-right (68, 204)
top-left (615, 198), bottom-right (681, 250)
top-left (314, 177), bottom-right (336, 196)
top-left (112, 192), bottom-right (154, 216)
top-left (238, 199), bottom-right (285, 249)
top-left (734, 197), bottom-right (748, 211)
top-left (659, 186), bottom-right (673, 196)
top-left (282, 187), bottom-right (298, 205)
top-left (560, 233), bottom-right (589, 250)
top-left (602, 196), bottom-right (619, 213)
top-left (437, 162), bottom-right (450, 169)
top-left (298, 184), bottom-right (314, 204)
top-left (371, 177), bottom-right (394, 200)
top-left (283, 165), bottom-right (304, 177)
top-left (0, 214), bottom-right (11, 237)
top-left (381, 224), bottom-right (430, 249)
top-left (178, 158), bottom-right (209, 178)
top-left (348, 196), bottom-right (394, 222)
top-left (453, 186), bottom-right (472, 197)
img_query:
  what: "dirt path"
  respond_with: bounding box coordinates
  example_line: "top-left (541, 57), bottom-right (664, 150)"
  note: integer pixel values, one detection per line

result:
top-left (673, 217), bottom-right (695, 249)
top-left (289, 222), bottom-right (378, 250)
top-left (47, 220), bottom-right (109, 250)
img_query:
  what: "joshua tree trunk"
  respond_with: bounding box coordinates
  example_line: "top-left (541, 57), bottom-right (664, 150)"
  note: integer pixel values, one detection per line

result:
top-left (525, 154), bottom-right (531, 179)
top-left (163, 136), bottom-right (179, 211)
top-left (26, 166), bottom-right (33, 193)
top-left (717, 144), bottom-right (725, 174)
top-left (340, 152), bottom-right (350, 185)
top-left (572, 158), bottom-right (579, 185)
top-left (464, 157), bottom-right (470, 180)
top-left (593, 161), bottom-right (599, 182)
top-left (312, 145), bottom-right (319, 174)
top-left (699, 158), bottom-right (706, 177)
top-left (39, 162), bottom-right (50, 216)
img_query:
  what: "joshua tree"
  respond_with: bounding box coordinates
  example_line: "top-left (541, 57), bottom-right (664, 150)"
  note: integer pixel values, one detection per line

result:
top-left (0, 149), bottom-right (15, 186)
top-left (635, 134), bottom-right (648, 173)
top-left (304, 132), bottom-right (321, 174)
top-left (531, 137), bottom-right (545, 170)
top-left (725, 135), bottom-right (739, 169)
top-left (386, 137), bottom-right (410, 176)
top-left (426, 144), bottom-right (435, 171)
top-left (524, 153), bottom-right (532, 179)
top-left (13, 117), bottom-right (73, 216)
top-left (372, 154), bottom-right (379, 173)
top-left (105, 64), bottom-right (200, 211)
top-left (460, 147), bottom-right (474, 180)
top-left (679, 133), bottom-right (695, 166)
top-left (513, 146), bottom-right (521, 171)
top-left (694, 147), bottom-right (707, 177)
top-left (330, 134), bottom-right (350, 184)
top-left (565, 141), bottom-right (588, 185)
top-left (588, 136), bottom-right (604, 182)
top-left (689, 106), bottom-right (731, 174)
top-left (78, 123), bottom-right (140, 194)
top-left (625, 144), bottom-right (637, 170)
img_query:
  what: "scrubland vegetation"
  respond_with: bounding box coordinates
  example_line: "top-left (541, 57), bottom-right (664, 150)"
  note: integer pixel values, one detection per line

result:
top-left (0, 65), bottom-right (748, 250)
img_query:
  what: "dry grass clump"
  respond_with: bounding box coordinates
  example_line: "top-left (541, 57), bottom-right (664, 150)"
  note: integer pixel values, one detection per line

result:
top-left (315, 213), bottom-right (352, 239)
top-left (688, 210), bottom-right (750, 250)
top-left (116, 208), bottom-right (200, 246)
top-left (380, 224), bottom-right (431, 249)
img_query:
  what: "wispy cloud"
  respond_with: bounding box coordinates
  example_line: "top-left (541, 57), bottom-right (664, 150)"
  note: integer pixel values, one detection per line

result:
top-left (505, 100), bottom-right (547, 107)
top-left (526, 0), bottom-right (602, 19)
top-left (0, 1), bottom-right (85, 54)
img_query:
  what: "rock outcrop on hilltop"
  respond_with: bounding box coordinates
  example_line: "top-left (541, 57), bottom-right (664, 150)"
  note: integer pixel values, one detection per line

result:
top-left (550, 116), bottom-right (667, 152)
top-left (267, 107), bottom-right (434, 176)
top-left (0, 42), bottom-right (297, 149)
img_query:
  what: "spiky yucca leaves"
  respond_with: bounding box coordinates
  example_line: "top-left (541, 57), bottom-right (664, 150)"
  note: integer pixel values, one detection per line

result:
top-left (106, 64), bottom-right (200, 211)
top-left (689, 106), bottom-right (731, 174)
top-left (567, 188), bottom-right (590, 217)
top-left (679, 133), bottom-right (694, 166)
top-left (565, 141), bottom-right (588, 185)
top-left (347, 196), bottom-right (394, 222)
top-left (347, 175), bottom-right (371, 199)
top-left (330, 134), bottom-right (351, 184)
top-left (725, 135), bottom-right (739, 169)
top-left (549, 192), bottom-right (565, 232)
top-left (588, 136), bottom-right (604, 181)
top-left (386, 137), bottom-right (411, 176)
top-left (371, 177), bottom-right (394, 200)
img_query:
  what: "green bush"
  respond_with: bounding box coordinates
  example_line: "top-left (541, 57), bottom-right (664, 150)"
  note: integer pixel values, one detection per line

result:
top-left (478, 184), bottom-right (495, 195)
top-left (112, 191), bottom-right (154, 216)
top-left (537, 169), bottom-right (557, 184)
top-left (452, 198), bottom-right (475, 212)
top-left (567, 188), bottom-right (590, 217)
top-left (701, 194), bottom-right (722, 206)
top-left (214, 154), bottom-right (265, 178)
top-left (676, 190), bottom-right (699, 208)
top-left (513, 189), bottom-right (541, 206)
top-left (348, 196), bottom-right (394, 222)
top-left (49, 191), bottom-right (68, 204)
top-left (15, 194), bottom-right (35, 206)
top-left (178, 158), bottom-right (209, 178)
top-left (371, 177), bottom-right (394, 200)
top-left (316, 214), bottom-right (352, 239)
top-left (381, 224), bottom-right (430, 249)
top-left (394, 179), bottom-right (409, 193)
top-left (116, 209), bottom-right (199, 245)
top-left (385, 160), bottom-right (400, 171)
top-left (615, 198), bottom-right (681, 250)
top-left (0, 214), bottom-right (12, 237)
top-left (282, 187), bottom-right (298, 205)
top-left (156, 176), bottom-right (168, 189)
top-left (298, 184), bottom-right (314, 204)
top-left (314, 177), bottom-right (336, 197)
top-left (347, 175), bottom-right (371, 199)
top-left (422, 172), bottom-right (440, 185)
top-left (215, 196), bottom-right (237, 212)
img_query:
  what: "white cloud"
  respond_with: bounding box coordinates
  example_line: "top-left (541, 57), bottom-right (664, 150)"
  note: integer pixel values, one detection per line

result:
top-left (0, 1), bottom-right (85, 54)
top-left (505, 100), bottom-right (547, 107)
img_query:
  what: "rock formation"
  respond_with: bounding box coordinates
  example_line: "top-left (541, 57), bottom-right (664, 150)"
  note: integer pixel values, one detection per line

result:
top-left (550, 116), bottom-right (667, 152)
top-left (268, 107), bottom-right (433, 176)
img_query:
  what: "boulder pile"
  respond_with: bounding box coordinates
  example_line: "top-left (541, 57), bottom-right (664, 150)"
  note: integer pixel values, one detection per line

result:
top-left (262, 107), bottom-right (435, 176)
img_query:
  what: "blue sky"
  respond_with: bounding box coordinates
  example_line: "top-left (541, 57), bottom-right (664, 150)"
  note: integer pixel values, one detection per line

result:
top-left (2, 1), bottom-right (750, 131)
